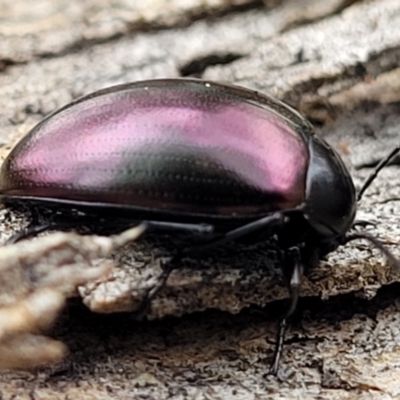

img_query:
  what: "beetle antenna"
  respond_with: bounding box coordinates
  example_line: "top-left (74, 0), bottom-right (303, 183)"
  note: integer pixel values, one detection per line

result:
top-left (357, 144), bottom-right (400, 201)
top-left (342, 232), bottom-right (400, 271)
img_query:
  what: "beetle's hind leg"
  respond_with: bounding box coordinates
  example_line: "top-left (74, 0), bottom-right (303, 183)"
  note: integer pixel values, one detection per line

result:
top-left (5, 206), bottom-right (65, 244)
top-left (177, 212), bottom-right (286, 255)
top-left (135, 212), bottom-right (286, 317)
top-left (133, 252), bottom-right (185, 319)
top-left (269, 246), bottom-right (304, 375)
top-left (6, 222), bottom-right (58, 244)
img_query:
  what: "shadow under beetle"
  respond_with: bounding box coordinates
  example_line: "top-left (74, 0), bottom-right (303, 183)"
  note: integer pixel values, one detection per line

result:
top-left (0, 78), bottom-right (399, 373)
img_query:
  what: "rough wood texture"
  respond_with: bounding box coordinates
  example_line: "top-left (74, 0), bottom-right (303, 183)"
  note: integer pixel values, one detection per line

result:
top-left (0, 0), bottom-right (400, 398)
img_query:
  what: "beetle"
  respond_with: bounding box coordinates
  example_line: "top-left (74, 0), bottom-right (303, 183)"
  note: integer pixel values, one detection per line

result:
top-left (0, 78), bottom-right (398, 373)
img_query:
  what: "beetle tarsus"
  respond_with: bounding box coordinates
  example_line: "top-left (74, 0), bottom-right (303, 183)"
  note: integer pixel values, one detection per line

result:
top-left (270, 317), bottom-right (288, 375)
top-left (6, 223), bottom-right (56, 244)
top-left (134, 256), bottom-right (180, 319)
top-left (343, 231), bottom-right (400, 272)
top-left (269, 247), bottom-right (303, 375)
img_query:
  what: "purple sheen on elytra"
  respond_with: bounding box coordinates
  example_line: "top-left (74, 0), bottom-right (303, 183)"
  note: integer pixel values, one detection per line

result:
top-left (0, 80), bottom-right (309, 217)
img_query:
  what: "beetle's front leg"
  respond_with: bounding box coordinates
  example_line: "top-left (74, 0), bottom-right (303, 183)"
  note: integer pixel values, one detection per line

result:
top-left (269, 246), bottom-right (304, 375)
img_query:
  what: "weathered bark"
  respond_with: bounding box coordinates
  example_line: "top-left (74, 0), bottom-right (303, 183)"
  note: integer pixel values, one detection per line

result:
top-left (0, 0), bottom-right (400, 398)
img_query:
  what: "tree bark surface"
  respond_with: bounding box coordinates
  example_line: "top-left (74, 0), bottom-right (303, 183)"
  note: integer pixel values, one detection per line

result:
top-left (0, 0), bottom-right (400, 398)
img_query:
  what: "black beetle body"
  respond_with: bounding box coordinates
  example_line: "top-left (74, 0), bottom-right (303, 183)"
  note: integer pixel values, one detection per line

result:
top-left (0, 78), bottom-right (389, 373)
top-left (0, 79), bottom-right (356, 252)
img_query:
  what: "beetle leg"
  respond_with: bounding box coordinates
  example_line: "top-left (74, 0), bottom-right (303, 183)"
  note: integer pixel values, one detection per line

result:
top-left (269, 246), bottom-right (303, 375)
top-left (133, 256), bottom-right (181, 319)
top-left (135, 213), bottom-right (285, 318)
top-left (181, 212), bottom-right (285, 255)
top-left (343, 231), bottom-right (400, 271)
top-left (145, 220), bottom-right (214, 235)
top-left (5, 205), bottom-right (64, 243)
top-left (6, 222), bottom-right (57, 244)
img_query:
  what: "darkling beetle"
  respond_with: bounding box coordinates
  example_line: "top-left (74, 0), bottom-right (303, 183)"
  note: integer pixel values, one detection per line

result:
top-left (0, 78), bottom-right (398, 373)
